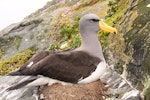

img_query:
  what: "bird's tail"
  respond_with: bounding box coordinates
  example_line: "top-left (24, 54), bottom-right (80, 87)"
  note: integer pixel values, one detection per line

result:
top-left (7, 76), bottom-right (52, 91)
top-left (7, 71), bottom-right (22, 76)
top-left (7, 76), bottom-right (38, 91)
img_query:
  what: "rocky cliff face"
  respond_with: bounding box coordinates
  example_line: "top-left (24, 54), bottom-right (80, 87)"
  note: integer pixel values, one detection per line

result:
top-left (0, 0), bottom-right (149, 100)
top-left (123, 0), bottom-right (150, 86)
top-left (105, 0), bottom-right (150, 99)
top-left (117, 0), bottom-right (150, 99)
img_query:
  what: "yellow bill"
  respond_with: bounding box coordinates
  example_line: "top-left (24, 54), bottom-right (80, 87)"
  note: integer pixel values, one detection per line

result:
top-left (99, 21), bottom-right (118, 34)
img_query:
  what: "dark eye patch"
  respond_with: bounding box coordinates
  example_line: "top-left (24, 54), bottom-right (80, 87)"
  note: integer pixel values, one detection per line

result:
top-left (90, 19), bottom-right (100, 22)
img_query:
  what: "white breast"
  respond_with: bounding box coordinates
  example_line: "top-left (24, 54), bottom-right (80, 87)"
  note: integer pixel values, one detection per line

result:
top-left (78, 61), bottom-right (107, 84)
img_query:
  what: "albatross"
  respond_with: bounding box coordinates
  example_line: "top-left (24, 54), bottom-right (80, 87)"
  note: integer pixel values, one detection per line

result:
top-left (7, 14), bottom-right (118, 90)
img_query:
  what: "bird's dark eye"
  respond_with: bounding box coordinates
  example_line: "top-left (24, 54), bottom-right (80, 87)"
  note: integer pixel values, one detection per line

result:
top-left (90, 19), bottom-right (100, 22)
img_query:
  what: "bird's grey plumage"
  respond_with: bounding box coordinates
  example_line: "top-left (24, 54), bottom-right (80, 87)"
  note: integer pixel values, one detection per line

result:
top-left (77, 14), bottom-right (105, 61)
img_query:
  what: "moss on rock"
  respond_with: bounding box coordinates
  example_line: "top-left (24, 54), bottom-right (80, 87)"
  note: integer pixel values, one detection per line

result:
top-left (0, 49), bottom-right (35, 75)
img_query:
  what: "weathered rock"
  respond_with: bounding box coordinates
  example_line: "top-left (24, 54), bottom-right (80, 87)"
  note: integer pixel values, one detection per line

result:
top-left (103, 0), bottom-right (149, 99)
top-left (120, 0), bottom-right (150, 86)
top-left (115, 0), bottom-right (150, 99)
top-left (0, 76), bottom-right (39, 100)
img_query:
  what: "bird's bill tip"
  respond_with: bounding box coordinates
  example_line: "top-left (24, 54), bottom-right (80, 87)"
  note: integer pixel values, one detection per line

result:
top-left (99, 21), bottom-right (118, 34)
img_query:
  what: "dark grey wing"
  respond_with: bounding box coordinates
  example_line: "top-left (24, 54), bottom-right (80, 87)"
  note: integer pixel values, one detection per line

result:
top-left (8, 51), bottom-right (100, 83)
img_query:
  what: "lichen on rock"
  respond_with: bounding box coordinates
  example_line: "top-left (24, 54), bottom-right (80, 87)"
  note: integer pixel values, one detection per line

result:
top-left (114, 0), bottom-right (150, 99)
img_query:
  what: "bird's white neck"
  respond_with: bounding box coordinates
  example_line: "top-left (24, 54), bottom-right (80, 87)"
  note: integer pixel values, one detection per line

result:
top-left (76, 30), bottom-right (106, 62)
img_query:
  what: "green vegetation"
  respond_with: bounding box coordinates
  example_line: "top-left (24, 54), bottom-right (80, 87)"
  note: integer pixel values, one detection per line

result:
top-left (49, 16), bottom-right (81, 50)
top-left (49, 0), bottom-right (109, 51)
top-left (98, 31), bottom-right (109, 49)
top-left (98, 0), bottom-right (127, 48)
top-left (49, 42), bottom-right (60, 50)
top-left (59, 16), bottom-right (80, 41)
top-left (105, 0), bottom-right (127, 26)
top-left (0, 49), bottom-right (35, 75)
top-left (106, 0), bottom-right (120, 18)
top-left (142, 76), bottom-right (150, 100)
top-left (48, 0), bottom-right (128, 51)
